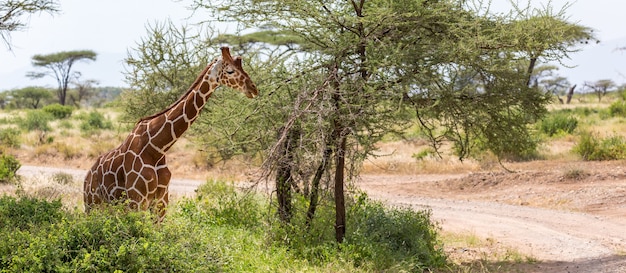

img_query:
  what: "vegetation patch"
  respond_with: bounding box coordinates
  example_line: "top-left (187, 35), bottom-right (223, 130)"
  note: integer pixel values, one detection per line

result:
top-left (0, 180), bottom-right (446, 272)
top-left (0, 154), bottom-right (21, 184)
top-left (573, 131), bottom-right (626, 161)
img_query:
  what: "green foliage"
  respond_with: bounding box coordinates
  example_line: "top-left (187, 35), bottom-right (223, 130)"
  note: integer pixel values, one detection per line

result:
top-left (79, 111), bottom-right (113, 132)
top-left (18, 109), bottom-right (53, 131)
top-left (7, 86), bottom-right (53, 109)
top-left (346, 195), bottom-right (447, 270)
top-left (573, 131), bottom-right (626, 161)
top-left (0, 154), bottom-right (21, 183)
top-left (42, 103), bottom-right (73, 119)
top-left (186, 179), bottom-right (263, 228)
top-left (0, 200), bottom-right (220, 272)
top-left (608, 100), bottom-right (626, 117)
top-left (0, 127), bottom-right (21, 148)
top-left (266, 193), bottom-right (446, 271)
top-left (539, 112), bottom-right (578, 136)
top-left (0, 196), bottom-right (62, 230)
top-left (412, 148), bottom-right (435, 160)
top-left (0, 180), bottom-right (448, 272)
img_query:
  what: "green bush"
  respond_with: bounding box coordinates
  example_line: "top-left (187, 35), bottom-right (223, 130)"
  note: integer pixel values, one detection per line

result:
top-left (18, 110), bottom-right (53, 131)
top-left (0, 180), bottom-right (449, 272)
top-left (0, 154), bottom-right (21, 184)
top-left (266, 193), bottom-right (447, 271)
top-left (0, 196), bottom-right (63, 230)
top-left (0, 127), bottom-right (21, 148)
top-left (0, 201), bottom-right (221, 272)
top-left (573, 131), bottom-right (626, 160)
top-left (609, 100), bottom-right (626, 117)
top-left (80, 111), bottom-right (113, 132)
top-left (42, 103), bottom-right (74, 119)
top-left (345, 194), bottom-right (447, 270)
top-left (187, 179), bottom-right (263, 228)
top-left (539, 112), bottom-right (578, 136)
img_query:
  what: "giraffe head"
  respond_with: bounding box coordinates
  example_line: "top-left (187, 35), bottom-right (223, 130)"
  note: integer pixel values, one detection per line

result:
top-left (215, 47), bottom-right (258, 98)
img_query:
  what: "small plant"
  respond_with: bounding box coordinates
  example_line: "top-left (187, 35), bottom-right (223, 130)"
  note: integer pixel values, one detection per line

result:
top-left (573, 131), bottom-right (626, 161)
top-left (42, 103), bottom-right (74, 119)
top-left (0, 127), bottom-right (21, 148)
top-left (563, 168), bottom-right (587, 180)
top-left (0, 154), bottom-right (21, 184)
top-left (412, 148), bottom-right (434, 160)
top-left (80, 111), bottom-right (113, 132)
top-left (52, 172), bottom-right (75, 185)
top-left (539, 112), bottom-right (578, 137)
top-left (608, 100), bottom-right (626, 118)
top-left (18, 110), bottom-right (53, 131)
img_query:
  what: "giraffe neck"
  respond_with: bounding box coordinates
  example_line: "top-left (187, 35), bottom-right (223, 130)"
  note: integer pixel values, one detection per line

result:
top-left (138, 59), bottom-right (222, 154)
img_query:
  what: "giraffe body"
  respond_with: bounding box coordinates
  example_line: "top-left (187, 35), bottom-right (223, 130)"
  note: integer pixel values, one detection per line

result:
top-left (84, 47), bottom-right (258, 220)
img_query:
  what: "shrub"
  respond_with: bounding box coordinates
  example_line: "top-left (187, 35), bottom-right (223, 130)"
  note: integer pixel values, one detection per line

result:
top-left (539, 112), bottom-right (578, 136)
top-left (609, 100), bottom-right (626, 117)
top-left (0, 154), bottom-right (21, 184)
top-left (345, 194), bottom-right (447, 270)
top-left (0, 196), bottom-right (63, 230)
top-left (0, 202), bottom-right (221, 272)
top-left (266, 193), bottom-right (447, 271)
top-left (18, 110), bottom-right (53, 131)
top-left (188, 179), bottom-right (263, 228)
top-left (52, 172), bottom-right (75, 185)
top-left (0, 127), bottom-right (21, 148)
top-left (42, 103), bottom-right (74, 119)
top-left (80, 111), bottom-right (113, 132)
top-left (573, 131), bottom-right (626, 160)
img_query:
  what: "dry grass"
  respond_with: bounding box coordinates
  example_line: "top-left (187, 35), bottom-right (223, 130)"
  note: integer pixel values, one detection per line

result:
top-left (440, 231), bottom-right (537, 273)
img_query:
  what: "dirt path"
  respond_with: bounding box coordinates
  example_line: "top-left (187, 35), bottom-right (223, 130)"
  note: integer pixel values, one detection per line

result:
top-left (358, 171), bottom-right (626, 272)
top-left (16, 164), bottom-right (626, 272)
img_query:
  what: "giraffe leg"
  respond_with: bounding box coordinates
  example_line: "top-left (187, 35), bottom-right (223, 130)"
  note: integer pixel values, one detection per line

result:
top-left (155, 160), bottom-right (172, 222)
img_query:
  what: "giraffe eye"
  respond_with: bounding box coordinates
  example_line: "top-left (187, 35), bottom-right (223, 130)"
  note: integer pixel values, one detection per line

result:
top-left (226, 70), bottom-right (235, 74)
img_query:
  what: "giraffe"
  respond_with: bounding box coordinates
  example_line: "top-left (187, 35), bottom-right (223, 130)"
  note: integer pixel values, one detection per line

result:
top-left (83, 47), bottom-right (258, 221)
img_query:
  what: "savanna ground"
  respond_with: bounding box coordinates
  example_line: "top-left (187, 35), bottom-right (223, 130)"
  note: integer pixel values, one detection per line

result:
top-left (2, 94), bottom-right (626, 272)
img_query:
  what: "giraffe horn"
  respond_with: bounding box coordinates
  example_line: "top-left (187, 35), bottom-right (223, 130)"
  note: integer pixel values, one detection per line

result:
top-left (220, 47), bottom-right (234, 63)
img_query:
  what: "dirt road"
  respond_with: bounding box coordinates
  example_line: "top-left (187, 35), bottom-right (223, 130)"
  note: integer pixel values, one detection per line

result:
top-left (17, 164), bottom-right (626, 272)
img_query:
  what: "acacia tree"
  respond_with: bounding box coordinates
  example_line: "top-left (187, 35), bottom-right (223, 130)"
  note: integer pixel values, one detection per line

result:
top-left (0, 0), bottom-right (59, 50)
top-left (585, 79), bottom-right (616, 102)
top-left (9, 86), bottom-right (52, 108)
top-left (124, 0), bottom-right (593, 243)
top-left (189, 0), bottom-right (593, 242)
top-left (27, 50), bottom-right (97, 105)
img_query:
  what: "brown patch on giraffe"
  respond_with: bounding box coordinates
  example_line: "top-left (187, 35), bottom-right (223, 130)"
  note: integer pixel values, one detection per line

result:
top-left (194, 92), bottom-right (205, 108)
top-left (184, 101), bottom-right (199, 120)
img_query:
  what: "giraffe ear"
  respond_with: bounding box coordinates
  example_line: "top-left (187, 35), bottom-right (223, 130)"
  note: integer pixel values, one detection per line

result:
top-left (234, 56), bottom-right (243, 69)
top-left (220, 47), bottom-right (234, 63)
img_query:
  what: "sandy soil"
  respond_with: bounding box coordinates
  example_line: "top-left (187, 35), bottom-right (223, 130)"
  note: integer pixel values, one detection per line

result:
top-left (14, 159), bottom-right (626, 272)
top-left (357, 160), bottom-right (626, 272)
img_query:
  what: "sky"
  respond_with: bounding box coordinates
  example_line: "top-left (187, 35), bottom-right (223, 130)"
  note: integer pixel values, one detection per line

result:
top-left (1, 0), bottom-right (626, 92)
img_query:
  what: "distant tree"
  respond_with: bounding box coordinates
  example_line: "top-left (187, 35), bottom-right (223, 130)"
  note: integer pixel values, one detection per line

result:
top-left (69, 78), bottom-right (99, 107)
top-left (0, 92), bottom-right (8, 109)
top-left (585, 79), bottom-right (616, 102)
top-left (27, 50), bottom-right (97, 105)
top-left (0, 0), bottom-right (60, 50)
top-left (566, 84), bottom-right (577, 104)
top-left (10, 86), bottom-right (52, 108)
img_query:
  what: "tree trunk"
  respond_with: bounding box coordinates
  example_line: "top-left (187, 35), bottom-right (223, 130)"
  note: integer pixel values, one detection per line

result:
top-left (334, 134), bottom-right (347, 243)
top-left (276, 125), bottom-right (299, 223)
top-left (566, 84), bottom-right (576, 104)
top-left (305, 145), bottom-right (331, 227)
